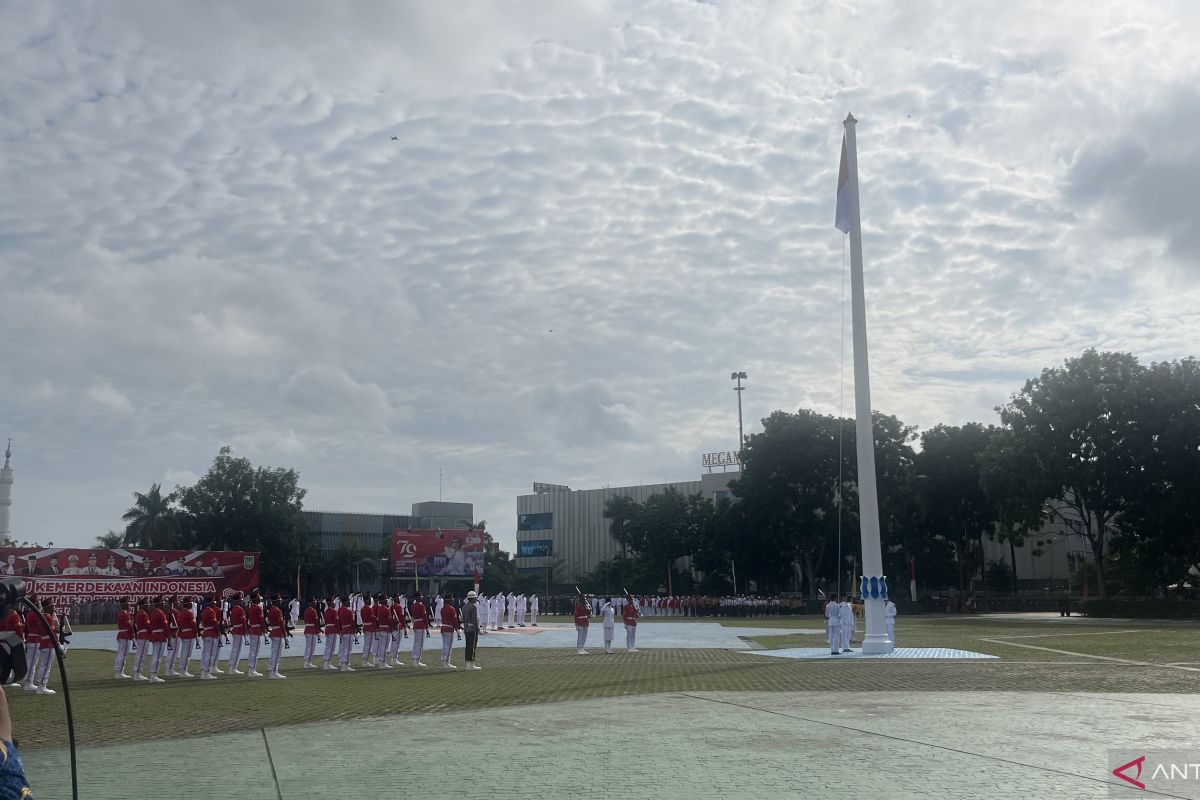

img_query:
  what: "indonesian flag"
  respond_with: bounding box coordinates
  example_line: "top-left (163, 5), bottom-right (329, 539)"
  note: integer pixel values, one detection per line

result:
top-left (835, 134), bottom-right (852, 234)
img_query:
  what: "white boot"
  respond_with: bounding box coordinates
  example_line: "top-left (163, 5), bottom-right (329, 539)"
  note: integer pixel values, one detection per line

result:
top-left (115, 670), bottom-right (131, 680)
top-left (37, 684), bottom-right (56, 695)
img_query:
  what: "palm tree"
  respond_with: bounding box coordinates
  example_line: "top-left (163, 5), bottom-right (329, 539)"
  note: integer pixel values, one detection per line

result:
top-left (122, 483), bottom-right (181, 549)
top-left (325, 542), bottom-right (379, 594)
top-left (95, 530), bottom-right (124, 548)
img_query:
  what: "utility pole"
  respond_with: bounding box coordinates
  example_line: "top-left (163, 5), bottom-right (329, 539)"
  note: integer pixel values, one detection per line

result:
top-left (731, 371), bottom-right (747, 459)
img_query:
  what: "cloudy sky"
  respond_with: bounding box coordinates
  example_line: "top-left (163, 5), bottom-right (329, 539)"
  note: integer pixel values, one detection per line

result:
top-left (3, 0), bottom-right (1199, 553)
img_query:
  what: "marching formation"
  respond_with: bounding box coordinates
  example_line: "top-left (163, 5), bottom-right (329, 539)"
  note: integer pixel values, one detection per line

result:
top-left (109, 589), bottom-right (490, 683)
top-left (0, 597), bottom-right (71, 695)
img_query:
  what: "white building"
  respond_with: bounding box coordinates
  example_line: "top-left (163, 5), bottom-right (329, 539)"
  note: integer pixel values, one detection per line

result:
top-left (0, 441), bottom-right (12, 540)
top-left (515, 471), bottom-right (738, 581)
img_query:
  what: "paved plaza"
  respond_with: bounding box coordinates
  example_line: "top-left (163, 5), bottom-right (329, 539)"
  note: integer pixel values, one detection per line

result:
top-left (22, 690), bottom-right (1200, 799)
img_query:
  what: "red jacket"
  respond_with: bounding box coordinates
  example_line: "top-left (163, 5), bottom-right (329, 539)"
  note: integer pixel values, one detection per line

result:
top-left (247, 603), bottom-right (265, 636)
top-left (267, 605), bottom-right (287, 638)
top-left (0, 610), bottom-right (24, 642)
top-left (622, 604), bottom-right (640, 627)
top-left (229, 604), bottom-right (247, 636)
top-left (439, 604), bottom-right (459, 633)
top-left (374, 605), bottom-right (392, 631)
top-left (25, 610), bottom-right (56, 645)
top-left (135, 609), bottom-right (151, 640)
top-left (393, 605), bottom-right (407, 628)
top-left (337, 606), bottom-right (355, 634)
top-left (148, 608), bottom-right (169, 643)
top-left (303, 606), bottom-right (320, 635)
top-left (574, 602), bottom-right (590, 627)
top-left (410, 602), bottom-right (429, 631)
top-left (360, 604), bottom-right (376, 632)
top-left (116, 609), bottom-right (134, 641)
top-left (324, 607), bottom-right (340, 636)
top-left (176, 608), bottom-right (197, 639)
top-left (200, 606), bottom-right (222, 638)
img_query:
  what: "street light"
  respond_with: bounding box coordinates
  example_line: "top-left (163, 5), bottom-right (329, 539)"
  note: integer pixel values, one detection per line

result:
top-left (730, 371), bottom-right (747, 458)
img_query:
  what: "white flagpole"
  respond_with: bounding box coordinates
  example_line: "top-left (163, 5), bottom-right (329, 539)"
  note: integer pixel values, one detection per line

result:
top-left (843, 113), bottom-right (893, 654)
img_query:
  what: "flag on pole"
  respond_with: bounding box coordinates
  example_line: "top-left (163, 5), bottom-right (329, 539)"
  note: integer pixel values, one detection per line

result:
top-left (835, 134), bottom-right (852, 234)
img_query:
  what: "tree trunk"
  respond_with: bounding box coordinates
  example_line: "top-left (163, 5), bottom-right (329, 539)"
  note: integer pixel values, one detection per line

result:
top-left (1092, 534), bottom-right (1107, 599)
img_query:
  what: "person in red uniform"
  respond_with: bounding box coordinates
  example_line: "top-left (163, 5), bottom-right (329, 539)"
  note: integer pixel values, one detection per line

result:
top-left (0, 607), bottom-right (27, 688)
top-left (388, 594), bottom-right (408, 667)
top-left (337, 595), bottom-right (356, 671)
top-left (199, 598), bottom-right (222, 680)
top-left (132, 598), bottom-right (152, 681)
top-left (24, 599), bottom-right (59, 695)
top-left (172, 597), bottom-right (197, 677)
top-left (227, 593), bottom-right (247, 675)
top-left (302, 598), bottom-right (321, 669)
top-left (114, 596), bottom-right (134, 679)
top-left (166, 594), bottom-right (183, 675)
top-left (574, 596), bottom-right (591, 655)
top-left (266, 595), bottom-right (288, 679)
top-left (409, 592), bottom-right (429, 667)
top-left (146, 596), bottom-right (170, 683)
top-left (321, 596), bottom-right (340, 670)
top-left (622, 594), bottom-right (641, 653)
top-left (245, 592), bottom-right (266, 677)
top-left (372, 594), bottom-right (392, 668)
top-left (358, 595), bottom-right (376, 668)
top-left (438, 593), bottom-right (461, 669)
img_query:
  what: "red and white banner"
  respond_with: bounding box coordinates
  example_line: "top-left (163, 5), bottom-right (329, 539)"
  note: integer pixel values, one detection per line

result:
top-left (390, 529), bottom-right (485, 578)
top-left (0, 547), bottom-right (260, 604)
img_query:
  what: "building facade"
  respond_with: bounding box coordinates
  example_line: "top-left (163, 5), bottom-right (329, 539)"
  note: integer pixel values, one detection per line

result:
top-left (515, 472), bottom-right (737, 581)
top-left (304, 501), bottom-right (474, 559)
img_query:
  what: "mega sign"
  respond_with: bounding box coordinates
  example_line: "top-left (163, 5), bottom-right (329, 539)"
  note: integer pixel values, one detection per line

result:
top-left (390, 529), bottom-right (486, 578)
top-left (532, 482), bottom-right (571, 494)
top-left (0, 547), bottom-right (260, 604)
top-left (517, 539), bottom-right (553, 558)
top-left (702, 451), bottom-right (741, 468)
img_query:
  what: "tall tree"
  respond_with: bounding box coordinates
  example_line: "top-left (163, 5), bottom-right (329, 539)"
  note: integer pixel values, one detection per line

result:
top-left (174, 447), bottom-right (312, 590)
top-left (1119, 357), bottom-right (1200, 592)
top-left (121, 483), bottom-right (182, 549)
top-left (998, 350), bottom-right (1145, 597)
top-left (914, 423), bottom-right (998, 595)
top-left (602, 495), bottom-right (641, 559)
top-left (980, 429), bottom-right (1047, 593)
top-left (95, 530), bottom-right (125, 548)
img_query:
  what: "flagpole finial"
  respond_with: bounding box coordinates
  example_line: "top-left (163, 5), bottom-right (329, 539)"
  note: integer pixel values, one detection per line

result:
top-left (844, 112), bottom-right (857, 125)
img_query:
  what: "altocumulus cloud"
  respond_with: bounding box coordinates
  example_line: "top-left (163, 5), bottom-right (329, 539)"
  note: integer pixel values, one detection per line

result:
top-left (2, 0), bottom-right (1200, 550)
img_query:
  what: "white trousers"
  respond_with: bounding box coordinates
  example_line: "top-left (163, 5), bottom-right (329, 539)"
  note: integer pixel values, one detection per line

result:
top-left (361, 631), bottom-right (375, 664)
top-left (151, 641), bottom-right (166, 676)
top-left (530, 607), bottom-right (538, 625)
top-left (133, 639), bottom-right (149, 675)
top-left (304, 633), bottom-right (318, 663)
top-left (506, 606), bottom-right (514, 626)
top-left (374, 631), bottom-right (390, 662)
top-left (339, 633), bottom-right (354, 664)
top-left (228, 634), bottom-right (244, 669)
top-left (516, 607), bottom-right (525, 625)
top-left (576, 626), bottom-right (588, 650)
top-left (389, 628), bottom-right (404, 661)
top-left (268, 638), bottom-right (284, 673)
top-left (323, 631), bottom-right (338, 665)
top-left (35, 645), bottom-right (55, 686)
top-left (168, 640), bottom-right (180, 672)
top-left (625, 624), bottom-right (636, 649)
top-left (828, 624), bottom-right (841, 653)
top-left (200, 638), bottom-right (219, 673)
top-left (411, 629), bottom-right (426, 662)
top-left (603, 625), bottom-right (614, 651)
top-left (841, 621), bottom-right (853, 650)
top-left (440, 631), bottom-right (454, 663)
top-left (24, 642), bottom-right (38, 680)
top-left (886, 619), bottom-right (895, 643)
top-left (175, 640), bottom-right (194, 672)
top-left (115, 639), bottom-right (130, 673)
top-left (246, 634), bottom-right (262, 671)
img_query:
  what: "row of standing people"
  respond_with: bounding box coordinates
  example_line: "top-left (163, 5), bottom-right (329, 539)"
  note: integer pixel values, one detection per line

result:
top-left (113, 590), bottom-right (490, 682)
top-left (0, 597), bottom-right (69, 695)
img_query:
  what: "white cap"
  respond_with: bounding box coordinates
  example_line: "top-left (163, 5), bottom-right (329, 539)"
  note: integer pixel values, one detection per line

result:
top-left (467, 591), bottom-right (478, 599)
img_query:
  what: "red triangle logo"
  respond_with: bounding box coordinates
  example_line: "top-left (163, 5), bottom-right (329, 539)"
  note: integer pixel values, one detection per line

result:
top-left (1113, 755), bottom-right (1147, 790)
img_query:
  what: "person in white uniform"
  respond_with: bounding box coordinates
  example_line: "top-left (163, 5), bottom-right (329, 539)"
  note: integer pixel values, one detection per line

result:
top-left (505, 593), bottom-right (516, 628)
top-left (884, 598), bottom-right (897, 643)
top-left (478, 594), bottom-right (490, 631)
top-left (288, 596), bottom-right (300, 627)
top-left (529, 594), bottom-right (539, 626)
top-left (600, 598), bottom-right (616, 654)
top-left (515, 594), bottom-right (527, 626)
top-left (825, 597), bottom-right (841, 656)
top-left (492, 594), bottom-right (503, 630)
top-left (839, 597), bottom-right (855, 653)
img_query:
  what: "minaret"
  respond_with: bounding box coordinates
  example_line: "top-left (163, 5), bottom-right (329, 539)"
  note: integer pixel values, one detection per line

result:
top-left (0, 440), bottom-right (12, 539)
